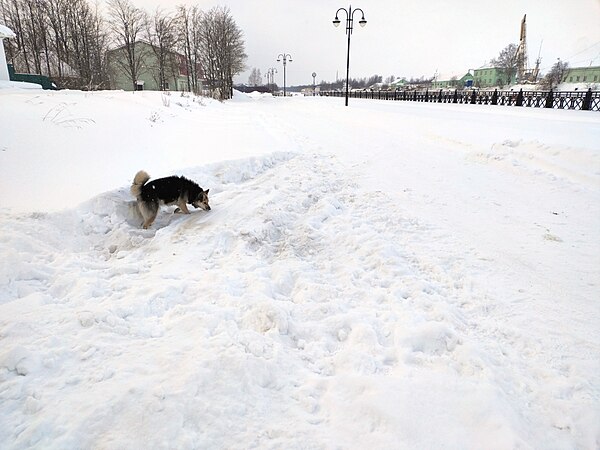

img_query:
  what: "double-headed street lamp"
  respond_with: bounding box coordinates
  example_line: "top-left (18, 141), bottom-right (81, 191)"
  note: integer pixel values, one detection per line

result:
top-left (333, 5), bottom-right (367, 106)
top-left (277, 53), bottom-right (292, 97)
top-left (265, 67), bottom-right (277, 92)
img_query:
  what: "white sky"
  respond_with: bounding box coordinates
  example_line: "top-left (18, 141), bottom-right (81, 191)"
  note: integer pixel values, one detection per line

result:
top-left (127, 0), bottom-right (600, 86)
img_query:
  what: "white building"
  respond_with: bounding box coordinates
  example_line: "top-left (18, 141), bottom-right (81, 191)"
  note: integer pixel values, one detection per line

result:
top-left (0, 24), bottom-right (16, 81)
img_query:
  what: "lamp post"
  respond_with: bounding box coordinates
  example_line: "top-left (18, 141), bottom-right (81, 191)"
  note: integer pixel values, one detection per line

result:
top-left (266, 67), bottom-right (277, 92)
top-left (269, 67), bottom-right (277, 89)
top-left (312, 72), bottom-right (317, 96)
top-left (277, 53), bottom-right (292, 97)
top-left (333, 5), bottom-right (367, 106)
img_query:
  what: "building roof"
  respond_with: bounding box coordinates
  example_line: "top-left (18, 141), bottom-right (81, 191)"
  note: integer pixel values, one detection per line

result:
top-left (0, 24), bottom-right (16, 39)
top-left (566, 65), bottom-right (600, 71)
top-left (435, 72), bottom-right (473, 82)
top-left (475, 63), bottom-right (502, 71)
top-left (435, 73), bottom-right (460, 81)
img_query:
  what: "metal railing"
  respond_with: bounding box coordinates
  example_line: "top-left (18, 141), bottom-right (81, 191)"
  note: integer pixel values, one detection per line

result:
top-left (320, 88), bottom-right (600, 111)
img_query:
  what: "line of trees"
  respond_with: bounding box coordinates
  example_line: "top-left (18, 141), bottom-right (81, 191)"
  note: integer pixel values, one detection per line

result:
top-left (319, 74), bottom-right (384, 91)
top-left (318, 74), bottom-right (434, 91)
top-left (540, 59), bottom-right (569, 90)
top-left (0, 0), bottom-right (247, 98)
top-left (247, 67), bottom-right (261, 86)
top-left (0, 0), bottom-right (106, 87)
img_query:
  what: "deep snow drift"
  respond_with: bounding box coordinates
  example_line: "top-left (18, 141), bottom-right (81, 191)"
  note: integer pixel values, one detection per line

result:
top-left (0, 89), bottom-right (599, 449)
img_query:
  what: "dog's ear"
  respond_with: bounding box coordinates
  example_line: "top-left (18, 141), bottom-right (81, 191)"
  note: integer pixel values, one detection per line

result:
top-left (205, 189), bottom-right (209, 194)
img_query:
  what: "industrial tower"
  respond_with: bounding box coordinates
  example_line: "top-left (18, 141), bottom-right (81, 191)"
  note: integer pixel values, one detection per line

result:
top-left (516, 14), bottom-right (541, 83)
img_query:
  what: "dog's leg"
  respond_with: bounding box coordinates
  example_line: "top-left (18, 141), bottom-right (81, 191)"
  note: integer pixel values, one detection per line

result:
top-left (140, 201), bottom-right (158, 229)
top-left (143, 211), bottom-right (157, 229)
top-left (175, 201), bottom-right (190, 214)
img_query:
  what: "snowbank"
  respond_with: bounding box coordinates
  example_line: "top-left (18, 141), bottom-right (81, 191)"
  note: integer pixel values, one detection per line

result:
top-left (0, 80), bottom-right (43, 90)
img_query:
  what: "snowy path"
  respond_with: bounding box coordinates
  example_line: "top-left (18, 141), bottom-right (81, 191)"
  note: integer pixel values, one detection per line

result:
top-left (1, 91), bottom-right (599, 449)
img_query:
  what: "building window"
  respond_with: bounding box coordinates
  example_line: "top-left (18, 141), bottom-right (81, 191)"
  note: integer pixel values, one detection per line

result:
top-left (570, 77), bottom-right (573, 82)
top-left (576, 76), bottom-right (580, 81)
top-left (595, 75), bottom-right (598, 81)
top-left (583, 76), bottom-right (587, 81)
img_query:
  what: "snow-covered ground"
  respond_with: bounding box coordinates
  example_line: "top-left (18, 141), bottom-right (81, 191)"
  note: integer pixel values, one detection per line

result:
top-left (0, 88), bottom-right (599, 449)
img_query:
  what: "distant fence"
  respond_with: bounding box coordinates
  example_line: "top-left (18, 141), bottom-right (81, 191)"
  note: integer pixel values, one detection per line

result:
top-left (320, 88), bottom-right (600, 111)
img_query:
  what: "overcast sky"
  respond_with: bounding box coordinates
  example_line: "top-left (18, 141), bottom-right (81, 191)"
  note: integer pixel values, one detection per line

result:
top-left (128, 0), bottom-right (600, 86)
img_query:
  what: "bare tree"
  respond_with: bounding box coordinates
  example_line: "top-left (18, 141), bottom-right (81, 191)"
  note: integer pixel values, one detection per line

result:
top-left (20, 0), bottom-right (44, 73)
top-left (106, 0), bottom-right (147, 90)
top-left (87, 0), bottom-right (109, 88)
top-left (199, 6), bottom-right (246, 99)
top-left (175, 4), bottom-right (202, 93)
top-left (63, 0), bottom-right (107, 87)
top-left (540, 60), bottom-right (569, 90)
top-left (146, 8), bottom-right (177, 90)
top-left (248, 67), bottom-right (261, 86)
top-left (44, 0), bottom-right (68, 78)
top-left (491, 43), bottom-right (519, 86)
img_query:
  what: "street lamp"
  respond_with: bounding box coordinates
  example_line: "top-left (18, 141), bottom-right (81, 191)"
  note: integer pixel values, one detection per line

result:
top-left (266, 67), bottom-right (277, 92)
top-left (277, 53), bottom-right (292, 97)
top-left (312, 72), bottom-right (317, 96)
top-left (269, 67), bottom-right (277, 89)
top-left (333, 5), bottom-right (367, 106)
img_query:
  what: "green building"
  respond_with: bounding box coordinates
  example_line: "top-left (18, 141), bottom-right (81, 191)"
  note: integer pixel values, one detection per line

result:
top-left (106, 41), bottom-right (198, 92)
top-left (562, 66), bottom-right (600, 84)
top-left (432, 72), bottom-right (474, 89)
top-left (389, 78), bottom-right (407, 90)
top-left (473, 66), bottom-right (516, 88)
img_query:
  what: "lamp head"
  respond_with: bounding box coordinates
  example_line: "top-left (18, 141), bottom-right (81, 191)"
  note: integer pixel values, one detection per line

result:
top-left (359, 18), bottom-right (367, 27)
top-left (333, 17), bottom-right (341, 27)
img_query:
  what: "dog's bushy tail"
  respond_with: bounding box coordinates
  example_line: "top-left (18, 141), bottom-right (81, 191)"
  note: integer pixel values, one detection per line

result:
top-left (131, 170), bottom-right (150, 199)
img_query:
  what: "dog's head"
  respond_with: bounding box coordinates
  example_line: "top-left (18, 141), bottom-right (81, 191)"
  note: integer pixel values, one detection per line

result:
top-left (191, 188), bottom-right (211, 211)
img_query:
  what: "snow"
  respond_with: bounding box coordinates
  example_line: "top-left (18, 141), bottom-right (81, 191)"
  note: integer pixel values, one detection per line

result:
top-left (1, 88), bottom-right (599, 449)
top-left (0, 24), bottom-right (16, 39)
top-left (556, 82), bottom-right (600, 92)
top-left (0, 80), bottom-right (43, 90)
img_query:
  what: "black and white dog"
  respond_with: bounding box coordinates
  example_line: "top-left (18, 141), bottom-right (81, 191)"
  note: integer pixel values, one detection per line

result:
top-left (131, 170), bottom-right (210, 229)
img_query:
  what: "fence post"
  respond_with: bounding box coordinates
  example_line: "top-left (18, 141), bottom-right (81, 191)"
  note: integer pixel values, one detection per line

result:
top-left (545, 89), bottom-right (554, 108)
top-left (453, 89), bottom-right (458, 103)
top-left (425, 89), bottom-right (429, 102)
top-left (438, 89), bottom-right (442, 102)
top-left (413, 91), bottom-right (417, 101)
top-left (516, 89), bottom-right (523, 106)
top-left (582, 88), bottom-right (593, 111)
top-left (470, 90), bottom-right (476, 104)
top-left (491, 89), bottom-right (498, 105)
